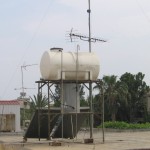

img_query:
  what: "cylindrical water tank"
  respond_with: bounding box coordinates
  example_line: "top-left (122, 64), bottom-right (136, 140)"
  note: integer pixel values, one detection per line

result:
top-left (40, 49), bottom-right (100, 80)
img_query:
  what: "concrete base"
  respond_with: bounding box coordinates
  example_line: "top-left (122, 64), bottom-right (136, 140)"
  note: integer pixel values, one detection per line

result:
top-left (84, 138), bottom-right (94, 143)
top-left (50, 141), bottom-right (62, 146)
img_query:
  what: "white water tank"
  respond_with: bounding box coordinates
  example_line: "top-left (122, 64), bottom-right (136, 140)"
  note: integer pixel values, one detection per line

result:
top-left (40, 48), bottom-right (100, 80)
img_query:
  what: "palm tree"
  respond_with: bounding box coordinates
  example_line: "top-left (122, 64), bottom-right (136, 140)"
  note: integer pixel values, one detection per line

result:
top-left (30, 93), bottom-right (48, 113)
top-left (94, 75), bottom-right (128, 121)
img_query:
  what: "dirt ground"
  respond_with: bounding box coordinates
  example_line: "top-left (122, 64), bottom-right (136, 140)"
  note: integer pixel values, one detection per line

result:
top-left (1, 129), bottom-right (150, 150)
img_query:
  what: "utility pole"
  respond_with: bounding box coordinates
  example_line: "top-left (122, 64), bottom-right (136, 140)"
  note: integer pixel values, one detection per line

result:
top-left (87, 0), bottom-right (91, 52)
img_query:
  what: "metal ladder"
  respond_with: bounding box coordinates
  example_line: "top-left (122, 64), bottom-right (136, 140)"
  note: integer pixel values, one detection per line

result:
top-left (50, 115), bottom-right (62, 137)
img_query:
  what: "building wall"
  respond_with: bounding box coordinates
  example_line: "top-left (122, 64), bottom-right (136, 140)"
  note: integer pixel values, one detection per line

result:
top-left (0, 105), bottom-right (20, 132)
top-left (17, 98), bottom-right (30, 109)
top-left (0, 114), bottom-right (15, 131)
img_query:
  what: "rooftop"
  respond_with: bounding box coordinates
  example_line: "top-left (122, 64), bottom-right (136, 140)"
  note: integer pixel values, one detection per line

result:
top-left (0, 100), bottom-right (20, 105)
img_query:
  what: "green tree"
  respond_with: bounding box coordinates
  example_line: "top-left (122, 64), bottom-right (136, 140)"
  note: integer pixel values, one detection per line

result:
top-left (94, 75), bottom-right (128, 121)
top-left (120, 72), bottom-right (150, 122)
top-left (104, 75), bottom-right (128, 121)
top-left (30, 93), bottom-right (48, 114)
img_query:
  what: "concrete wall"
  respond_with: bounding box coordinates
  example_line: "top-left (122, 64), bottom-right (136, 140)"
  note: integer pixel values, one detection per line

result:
top-left (0, 105), bottom-right (20, 132)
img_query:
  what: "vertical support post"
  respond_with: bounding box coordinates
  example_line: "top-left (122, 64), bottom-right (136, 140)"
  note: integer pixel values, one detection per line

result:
top-left (89, 74), bottom-right (93, 139)
top-left (61, 50), bottom-right (64, 139)
top-left (101, 81), bottom-right (105, 143)
top-left (21, 66), bottom-right (25, 128)
top-left (21, 66), bottom-right (24, 94)
top-left (75, 45), bottom-right (79, 140)
top-left (71, 114), bottom-right (74, 139)
top-left (48, 81), bottom-right (51, 140)
top-left (38, 83), bottom-right (41, 141)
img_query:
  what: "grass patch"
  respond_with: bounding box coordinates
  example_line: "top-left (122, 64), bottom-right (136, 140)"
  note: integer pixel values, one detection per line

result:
top-left (98, 121), bottom-right (150, 129)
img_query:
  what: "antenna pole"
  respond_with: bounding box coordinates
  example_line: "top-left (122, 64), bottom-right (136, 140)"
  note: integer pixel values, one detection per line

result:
top-left (69, 1), bottom-right (106, 45)
top-left (21, 66), bottom-right (24, 95)
top-left (87, 0), bottom-right (91, 52)
top-left (15, 64), bottom-right (38, 98)
top-left (69, 0), bottom-right (106, 45)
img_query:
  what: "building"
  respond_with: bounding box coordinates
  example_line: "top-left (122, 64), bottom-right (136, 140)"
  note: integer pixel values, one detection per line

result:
top-left (17, 93), bottom-right (31, 127)
top-left (0, 100), bottom-right (21, 132)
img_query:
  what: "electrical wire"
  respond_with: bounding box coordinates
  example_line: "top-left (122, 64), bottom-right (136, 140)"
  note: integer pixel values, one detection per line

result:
top-left (135, 0), bottom-right (150, 24)
top-left (1, 0), bottom-right (55, 99)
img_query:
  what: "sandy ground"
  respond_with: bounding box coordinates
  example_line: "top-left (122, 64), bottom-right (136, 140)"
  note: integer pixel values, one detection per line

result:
top-left (1, 129), bottom-right (150, 150)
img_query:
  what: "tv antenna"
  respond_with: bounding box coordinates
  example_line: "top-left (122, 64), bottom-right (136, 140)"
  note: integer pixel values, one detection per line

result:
top-left (14, 63), bottom-right (38, 98)
top-left (69, 0), bottom-right (106, 52)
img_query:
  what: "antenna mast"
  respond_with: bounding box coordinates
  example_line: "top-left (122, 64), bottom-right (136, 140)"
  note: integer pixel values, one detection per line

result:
top-left (69, 0), bottom-right (106, 50)
top-left (87, 0), bottom-right (91, 52)
top-left (14, 64), bottom-right (38, 98)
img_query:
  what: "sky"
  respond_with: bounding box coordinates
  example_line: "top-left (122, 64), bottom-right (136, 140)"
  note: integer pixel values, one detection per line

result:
top-left (1, 0), bottom-right (150, 99)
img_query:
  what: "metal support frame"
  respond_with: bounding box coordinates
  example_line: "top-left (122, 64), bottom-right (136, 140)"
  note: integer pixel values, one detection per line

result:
top-left (36, 69), bottom-right (105, 142)
top-left (37, 81), bottom-right (53, 141)
top-left (36, 76), bottom-right (96, 141)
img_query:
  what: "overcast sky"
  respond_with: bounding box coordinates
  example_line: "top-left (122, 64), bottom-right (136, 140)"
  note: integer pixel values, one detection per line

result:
top-left (1, 0), bottom-right (150, 99)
